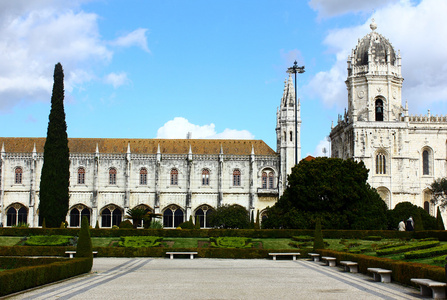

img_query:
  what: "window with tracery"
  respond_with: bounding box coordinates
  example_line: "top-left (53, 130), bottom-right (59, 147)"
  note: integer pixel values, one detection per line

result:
top-left (140, 168), bottom-right (147, 185)
top-left (202, 169), bottom-right (210, 186)
top-left (15, 167), bottom-right (23, 184)
top-left (233, 169), bottom-right (241, 186)
top-left (170, 169), bottom-right (178, 185)
top-left (262, 172), bottom-right (267, 189)
top-left (109, 168), bottom-right (117, 185)
top-left (376, 152), bottom-right (386, 174)
top-left (423, 150), bottom-right (430, 175)
top-left (77, 167), bottom-right (85, 184)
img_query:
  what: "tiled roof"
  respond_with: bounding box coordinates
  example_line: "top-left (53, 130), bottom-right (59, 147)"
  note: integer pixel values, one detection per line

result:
top-left (0, 137), bottom-right (277, 156)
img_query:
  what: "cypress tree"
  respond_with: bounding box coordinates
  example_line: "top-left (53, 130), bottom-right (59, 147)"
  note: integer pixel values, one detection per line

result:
top-left (77, 216), bottom-right (93, 270)
top-left (437, 207), bottom-right (445, 230)
top-left (313, 218), bottom-right (324, 251)
top-left (39, 63), bottom-right (70, 228)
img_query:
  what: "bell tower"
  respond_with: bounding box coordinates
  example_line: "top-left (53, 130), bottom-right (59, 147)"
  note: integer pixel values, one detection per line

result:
top-left (346, 20), bottom-right (403, 123)
top-left (276, 74), bottom-right (300, 193)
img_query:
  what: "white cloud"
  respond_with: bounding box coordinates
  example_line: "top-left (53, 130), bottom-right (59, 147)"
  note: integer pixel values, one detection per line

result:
top-left (111, 28), bottom-right (150, 53)
top-left (104, 72), bottom-right (129, 89)
top-left (305, 0), bottom-right (447, 113)
top-left (156, 117), bottom-right (255, 140)
top-left (0, 1), bottom-right (149, 112)
top-left (313, 137), bottom-right (330, 157)
top-left (308, 0), bottom-right (400, 19)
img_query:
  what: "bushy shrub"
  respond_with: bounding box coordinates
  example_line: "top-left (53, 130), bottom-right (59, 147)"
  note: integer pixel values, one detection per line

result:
top-left (387, 202), bottom-right (437, 230)
top-left (25, 235), bottom-right (73, 246)
top-left (149, 220), bottom-right (163, 229)
top-left (178, 219), bottom-right (195, 229)
top-left (210, 237), bottom-right (253, 248)
top-left (118, 220), bottom-right (133, 229)
top-left (119, 236), bottom-right (162, 248)
top-left (209, 204), bottom-right (250, 229)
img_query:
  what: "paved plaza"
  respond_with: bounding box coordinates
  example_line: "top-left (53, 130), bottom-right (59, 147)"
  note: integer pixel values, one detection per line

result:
top-left (8, 258), bottom-right (427, 299)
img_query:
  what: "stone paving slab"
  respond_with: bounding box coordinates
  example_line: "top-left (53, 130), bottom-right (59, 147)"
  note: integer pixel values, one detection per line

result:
top-left (7, 258), bottom-right (427, 299)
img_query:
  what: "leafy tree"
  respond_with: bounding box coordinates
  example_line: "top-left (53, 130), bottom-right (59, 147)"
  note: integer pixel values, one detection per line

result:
top-left (39, 63), bottom-right (70, 228)
top-left (209, 204), bottom-right (250, 229)
top-left (430, 178), bottom-right (447, 208)
top-left (387, 202), bottom-right (437, 230)
top-left (76, 216), bottom-right (93, 270)
top-left (142, 212), bottom-right (162, 229)
top-left (125, 207), bottom-right (148, 229)
top-left (436, 207), bottom-right (445, 230)
top-left (263, 157), bottom-right (388, 229)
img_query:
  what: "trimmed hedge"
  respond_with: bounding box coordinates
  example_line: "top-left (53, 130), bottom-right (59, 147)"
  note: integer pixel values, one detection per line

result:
top-left (0, 246), bottom-right (72, 256)
top-left (25, 235), bottom-right (73, 246)
top-left (119, 236), bottom-right (162, 248)
top-left (404, 244), bottom-right (447, 259)
top-left (0, 257), bottom-right (67, 269)
top-left (318, 249), bottom-right (445, 286)
top-left (376, 241), bottom-right (440, 256)
top-left (0, 228), bottom-right (432, 239)
top-left (209, 237), bottom-right (252, 248)
top-left (0, 257), bottom-right (92, 297)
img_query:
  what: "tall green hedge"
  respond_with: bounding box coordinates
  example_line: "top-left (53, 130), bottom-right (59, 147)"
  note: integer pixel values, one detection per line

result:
top-left (0, 258), bottom-right (91, 297)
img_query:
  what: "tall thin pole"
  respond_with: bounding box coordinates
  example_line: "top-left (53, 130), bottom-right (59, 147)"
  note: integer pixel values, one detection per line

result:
top-left (287, 61), bottom-right (305, 166)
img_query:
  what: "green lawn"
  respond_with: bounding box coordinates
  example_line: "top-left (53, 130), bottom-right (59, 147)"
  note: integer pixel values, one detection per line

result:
top-left (0, 236), bottom-right (22, 246)
top-left (164, 237), bottom-right (209, 248)
top-left (252, 238), bottom-right (296, 249)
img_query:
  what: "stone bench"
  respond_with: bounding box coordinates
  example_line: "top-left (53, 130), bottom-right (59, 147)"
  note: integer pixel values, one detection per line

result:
top-left (321, 256), bottom-right (336, 267)
top-left (65, 251), bottom-right (98, 258)
top-left (411, 278), bottom-right (447, 299)
top-left (166, 251), bottom-right (198, 259)
top-left (269, 252), bottom-right (300, 261)
top-left (339, 261), bottom-right (358, 273)
top-left (367, 268), bottom-right (392, 283)
top-left (308, 253), bottom-right (320, 262)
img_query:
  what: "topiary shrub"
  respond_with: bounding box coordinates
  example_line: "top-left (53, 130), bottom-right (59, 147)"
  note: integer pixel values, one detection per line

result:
top-left (76, 216), bottom-right (93, 270)
top-left (313, 218), bottom-right (324, 251)
top-left (436, 207), bottom-right (445, 230)
top-left (119, 220), bottom-right (133, 229)
top-left (178, 220), bottom-right (195, 229)
top-left (95, 220), bottom-right (100, 229)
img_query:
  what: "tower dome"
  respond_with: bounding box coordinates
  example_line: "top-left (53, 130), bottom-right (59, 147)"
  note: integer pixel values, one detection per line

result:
top-left (352, 20), bottom-right (396, 66)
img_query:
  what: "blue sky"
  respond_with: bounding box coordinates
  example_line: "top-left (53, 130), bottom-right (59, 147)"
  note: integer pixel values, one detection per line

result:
top-left (1, 0), bottom-right (446, 158)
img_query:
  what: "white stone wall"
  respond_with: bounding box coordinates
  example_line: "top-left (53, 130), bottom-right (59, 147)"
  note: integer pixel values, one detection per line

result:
top-left (0, 152), bottom-right (279, 227)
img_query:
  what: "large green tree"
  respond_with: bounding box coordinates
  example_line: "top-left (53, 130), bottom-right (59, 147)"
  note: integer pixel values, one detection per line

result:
top-left (262, 157), bottom-right (388, 229)
top-left (386, 201), bottom-right (437, 230)
top-left (39, 63), bottom-right (70, 228)
top-left (430, 178), bottom-right (447, 208)
top-left (209, 204), bottom-right (250, 229)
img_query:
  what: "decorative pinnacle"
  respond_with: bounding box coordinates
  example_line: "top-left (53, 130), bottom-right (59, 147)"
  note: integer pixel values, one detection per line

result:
top-left (370, 19), bottom-right (377, 31)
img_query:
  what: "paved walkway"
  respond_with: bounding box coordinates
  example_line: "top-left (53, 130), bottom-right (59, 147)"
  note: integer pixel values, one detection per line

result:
top-left (8, 258), bottom-right (426, 299)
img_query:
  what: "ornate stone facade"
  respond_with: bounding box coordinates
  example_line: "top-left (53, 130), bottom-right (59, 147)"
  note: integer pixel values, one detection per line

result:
top-left (0, 77), bottom-right (300, 228)
top-left (330, 20), bottom-right (447, 217)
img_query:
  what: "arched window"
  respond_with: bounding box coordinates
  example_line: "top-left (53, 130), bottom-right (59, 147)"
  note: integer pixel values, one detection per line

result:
top-left (6, 205), bottom-right (27, 226)
top-left (195, 206), bottom-right (215, 228)
top-left (376, 152), bottom-right (386, 174)
top-left (290, 131), bottom-right (293, 142)
top-left (70, 209), bottom-right (80, 227)
top-left (17, 207), bottom-right (27, 224)
top-left (174, 208), bottom-right (183, 227)
top-left (140, 168), bottom-right (148, 185)
top-left (112, 209), bottom-right (122, 226)
top-left (109, 168), bottom-right (117, 185)
top-left (375, 99), bottom-right (384, 121)
top-left (81, 208), bottom-right (91, 225)
top-left (77, 167), bottom-right (85, 184)
top-left (262, 172), bottom-right (267, 189)
top-left (6, 207), bottom-right (17, 226)
top-left (423, 150), bottom-right (430, 175)
top-left (101, 208), bottom-right (111, 227)
top-left (163, 209), bottom-right (173, 228)
top-left (15, 167), bottom-right (23, 184)
top-left (233, 169), bottom-right (241, 186)
top-left (424, 201), bottom-right (430, 213)
top-left (170, 169), bottom-right (178, 185)
top-left (268, 173), bottom-right (274, 189)
top-left (202, 169), bottom-right (210, 186)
